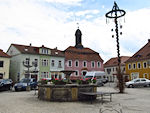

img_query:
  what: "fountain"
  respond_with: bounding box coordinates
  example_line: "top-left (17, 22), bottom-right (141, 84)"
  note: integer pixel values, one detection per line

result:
top-left (38, 70), bottom-right (97, 101)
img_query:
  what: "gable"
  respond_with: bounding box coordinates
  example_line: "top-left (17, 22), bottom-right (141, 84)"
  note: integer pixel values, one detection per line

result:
top-left (7, 45), bottom-right (21, 56)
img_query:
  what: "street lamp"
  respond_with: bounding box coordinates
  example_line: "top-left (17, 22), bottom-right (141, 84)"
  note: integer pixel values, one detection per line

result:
top-left (105, 1), bottom-right (126, 93)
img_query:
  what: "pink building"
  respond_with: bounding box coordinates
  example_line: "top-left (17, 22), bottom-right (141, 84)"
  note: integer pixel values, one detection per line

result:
top-left (64, 28), bottom-right (104, 79)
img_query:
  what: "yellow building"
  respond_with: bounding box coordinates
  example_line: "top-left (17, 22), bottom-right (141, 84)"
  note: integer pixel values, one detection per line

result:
top-left (125, 40), bottom-right (150, 80)
top-left (0, 49), bottom-right (10, 79)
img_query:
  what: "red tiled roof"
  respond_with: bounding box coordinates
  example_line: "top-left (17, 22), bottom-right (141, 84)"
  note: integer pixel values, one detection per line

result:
top-left (51, 49), bottom-right (65, 57)
top-left (12, 44), bottom-right (39, 54)
top-left (11, 44), bottom-right (65, 57)
top-left (126, 40), bottom-right (150, 63)
top-left (104, 56), bottom-right (130, 67)
top-left (64, 46), bottom-right (103, 62)
top-left (0, 49), bottom-right (11, 58)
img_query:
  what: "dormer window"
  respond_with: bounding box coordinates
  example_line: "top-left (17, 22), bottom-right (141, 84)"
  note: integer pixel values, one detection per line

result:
top-left (24, 48), bottom-right (28, 51)
top-left (42, 48), bottom-right (48, 54)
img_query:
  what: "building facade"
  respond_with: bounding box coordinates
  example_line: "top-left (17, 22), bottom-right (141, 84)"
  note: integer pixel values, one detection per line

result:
top-left (7, 44), bottom-right (65, 82)
top-left (104, 56), bottom-right (130, 82)
top-left (50, 49), bottom-right (65, 79)
top-left (0, 49), bottom-right (10, 79)
top-left (125, 39), bottom-right (150, 80)
top-left (64, 28), bottom-right (104, 79)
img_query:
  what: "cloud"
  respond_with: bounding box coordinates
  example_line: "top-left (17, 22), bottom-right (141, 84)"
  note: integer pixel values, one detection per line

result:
top-left (75, 10), bottom-right (100, 16)
top-left (41, 0), bottom-right (82, 5)
top-left (0, 0), bottom-right (150, 63)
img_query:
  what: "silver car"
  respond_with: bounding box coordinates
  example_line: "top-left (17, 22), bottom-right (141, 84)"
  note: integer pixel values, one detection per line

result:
top-left (125, 78), bottom-right (150, 88)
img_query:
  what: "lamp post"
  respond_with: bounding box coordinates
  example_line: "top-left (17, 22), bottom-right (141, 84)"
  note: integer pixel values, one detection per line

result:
top-left (105, 1), bottom-right (126, 93)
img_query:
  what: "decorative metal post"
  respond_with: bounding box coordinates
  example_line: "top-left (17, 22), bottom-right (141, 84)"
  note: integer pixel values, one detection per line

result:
top-left (23, 58), bottom-right (32, 86)
top-left (105, 1), bottom-right (126, 93)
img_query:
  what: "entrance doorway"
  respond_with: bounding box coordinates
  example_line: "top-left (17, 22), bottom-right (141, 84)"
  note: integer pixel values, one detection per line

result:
top-left (143, 73), bottom-right (149, 79)
top-left (31, 74), bottom-right (37, 81)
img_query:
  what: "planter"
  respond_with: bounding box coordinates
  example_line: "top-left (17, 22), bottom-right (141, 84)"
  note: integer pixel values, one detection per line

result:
top-left (54, 81), bottom-right (66, 85)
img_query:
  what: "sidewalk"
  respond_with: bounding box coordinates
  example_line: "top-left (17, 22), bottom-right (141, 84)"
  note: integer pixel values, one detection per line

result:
top-left (0, 83), bottom-right (150, 113)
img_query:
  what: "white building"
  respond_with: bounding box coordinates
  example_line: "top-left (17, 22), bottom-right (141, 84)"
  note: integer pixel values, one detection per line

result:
top-left (104, 56), bottom-right (130, 82)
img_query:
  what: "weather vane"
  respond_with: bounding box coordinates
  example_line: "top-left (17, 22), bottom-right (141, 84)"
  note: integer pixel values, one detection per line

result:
top-left (77, 22), bottom-right (79, 29)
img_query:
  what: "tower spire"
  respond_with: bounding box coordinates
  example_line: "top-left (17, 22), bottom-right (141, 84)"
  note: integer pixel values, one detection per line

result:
top-left (75, 27), bottom-right (83, 49)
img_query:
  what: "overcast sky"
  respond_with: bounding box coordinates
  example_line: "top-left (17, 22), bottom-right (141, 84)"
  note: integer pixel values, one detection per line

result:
top-left (1, 0), bottom-right (150, 62)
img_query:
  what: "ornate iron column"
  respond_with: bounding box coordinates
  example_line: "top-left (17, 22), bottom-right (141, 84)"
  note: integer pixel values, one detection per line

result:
top-left (105, 1), bottom-right (126, 93)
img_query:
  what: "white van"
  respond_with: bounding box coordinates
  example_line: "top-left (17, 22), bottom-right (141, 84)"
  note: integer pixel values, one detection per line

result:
top-left (84, 71), bottom-right (108, 85)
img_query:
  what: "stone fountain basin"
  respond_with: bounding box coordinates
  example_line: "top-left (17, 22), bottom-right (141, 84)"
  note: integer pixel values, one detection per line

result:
top-left (38, 84), bottom-right (97, 101)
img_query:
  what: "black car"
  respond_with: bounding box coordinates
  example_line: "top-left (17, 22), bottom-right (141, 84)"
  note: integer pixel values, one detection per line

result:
top-left (0, 79), bottom-right (13, 91)
top-left (14, 78), bottom-right (37, 91)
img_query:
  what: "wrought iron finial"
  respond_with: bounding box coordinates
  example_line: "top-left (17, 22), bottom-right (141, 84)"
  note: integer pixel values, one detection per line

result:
top-left (105, 2), bottom-right (126, 19)
top-left (77, 22), bottom-right (79, 29)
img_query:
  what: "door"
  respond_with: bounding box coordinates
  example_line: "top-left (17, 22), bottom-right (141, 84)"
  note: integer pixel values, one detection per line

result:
top-left (143, 73), bottom-right (149, 79)
top-left (134, 79), bottom-right (141, 87)
top-left (140, 78), bottom-right (147, 87)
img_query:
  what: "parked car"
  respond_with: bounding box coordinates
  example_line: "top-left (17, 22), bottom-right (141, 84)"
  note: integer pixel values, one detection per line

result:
top-left (0, 79), bottom-right (13, 91)
top-left (14, 78), bottom-right (37, 91)
top-left (125, 78), bottom-right (150, 88)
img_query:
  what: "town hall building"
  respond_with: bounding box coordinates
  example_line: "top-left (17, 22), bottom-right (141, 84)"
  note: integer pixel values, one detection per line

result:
top-left (64, 28), bottom-right (104, 79)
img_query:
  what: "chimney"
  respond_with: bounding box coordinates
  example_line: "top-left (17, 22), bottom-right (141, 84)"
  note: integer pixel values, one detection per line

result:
top-left (148, 39), bottom-right (150, 42)
top-left (30, 43), bottom-right (32, 46)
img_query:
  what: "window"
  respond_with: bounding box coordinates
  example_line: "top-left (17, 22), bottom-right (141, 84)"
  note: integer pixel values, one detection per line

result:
top-left (75, 70), bottom-right (79, 76)
top-left (143, 62), bottom-right (147, 68)
top-left (25, 58), bottom-right (30, 65)
top-left (133, 63), bottom-right (136, 69)
top-left (41, 72), bottom-right (49, 78)
top-left (128, 64), bottom-right (131, 70)
top-left (51, 60), bottom-right (55, 67)
top-left (44, 60), bottom-right (47, 66)
top-left (0, 61), bottom-right (4, 67)
top-left (58, 61), bottom-right (62, 68)
top-left (68, 60), bottom-right (72, 67)
top-left (75, 60), bottom-right (79, 67)
top-left (42, 49), bottom-right (48, 54)
top-left (33, 59), bottom-right (38, 67)
top-left (91, 61), bottom-right (95, 68)
top-left (137, 62), bottom-right (141, 69)
top-left (97, 62), bottom-right (101, 68)
top-left (107, 68), bottom-right (111, 74)
top-left (83, 61), bottom-right (87, 67)
top-left (141, 79), bottom-right (146, 81)
top-left (135, 79), bottom-right (140, 82)
top-left (42, 59), bottom-right (48, 66)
